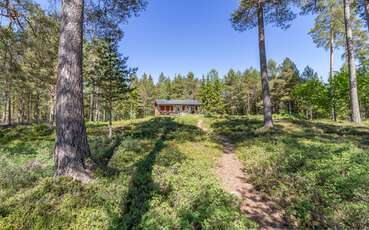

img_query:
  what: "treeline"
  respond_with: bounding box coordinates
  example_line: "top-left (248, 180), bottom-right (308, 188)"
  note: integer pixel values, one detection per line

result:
top-left (1, 22), bottom-right (368, 125)
top-left (1, 1), bottom-right (368, 128)
top-left (0, 5), bottom-right (59, 126)
top-left (102, 57), bottom-right (368, 120)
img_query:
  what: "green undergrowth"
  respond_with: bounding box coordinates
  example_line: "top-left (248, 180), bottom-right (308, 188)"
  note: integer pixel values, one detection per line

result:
top-left (0, 117), bottom-right (256, 229)
top-left (210, 116), bottom-right (369, 229)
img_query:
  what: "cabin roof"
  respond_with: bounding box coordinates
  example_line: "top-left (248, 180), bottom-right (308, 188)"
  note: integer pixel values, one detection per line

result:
top-left (154, 99), bottom-right (201, 106)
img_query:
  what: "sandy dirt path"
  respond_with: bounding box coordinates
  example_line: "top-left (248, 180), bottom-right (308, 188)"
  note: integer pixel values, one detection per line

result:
top-left (197, 120), bottom-right (290, 230)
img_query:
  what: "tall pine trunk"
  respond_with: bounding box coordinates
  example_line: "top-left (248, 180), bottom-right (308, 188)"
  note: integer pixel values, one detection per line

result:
top-left (89, 85), bottom-right (94, 121)
top-left (329, 26), bottom-right (337, 122)
top-left (257, 2), bottom-right (273, 128)
top-left (108, 100), bottom-right (113, 139)
top-left (95, 87), bottom-right (100, 122)
top-left (20, 90), bottom-right (25, 123)
top-left (2, 95), bottom-right (6, 123)
top-left (365, 0), bottom-right (369, 32)
top-left (48, 86), bottom-right (56, 126)
top-left (28, 92), bottom-right (32, 123)
top-left (35, 91), bottom-right (40, 123)
top-left (54, 0), bottom-right (91, 182)
top-left (6, 86), bottom-right (11, 126)
top-left (343, 0), bottom-right (361, 123)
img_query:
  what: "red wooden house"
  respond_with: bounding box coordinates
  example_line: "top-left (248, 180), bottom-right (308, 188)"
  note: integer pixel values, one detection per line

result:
top-left (153, 99), bottom-right (201, 116)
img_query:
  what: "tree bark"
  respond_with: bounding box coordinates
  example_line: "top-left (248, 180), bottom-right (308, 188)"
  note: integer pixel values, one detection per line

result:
top-left (6, 87), bottom-right (11, 126)
top-left (3, 95), bottom-right (8, 124)
top-left (28, 91), bottom-right (32, 123)
top-left (343, 0), bottom-right (362, 123)
top-left (19, 90), bottom-right (25, 124)
top-left (54, 0), bottom-right (91, 182)
top-left (108, 100), bottom-right (113, 139)
top-left (247, 95), bottom-right (250, 115)
top-left (48, 86), bottom-right (56, 126)
top-left (329, 26), bottom-right (337, 122)
top-left (95, 87), bottom-right (100, 122)
top-left (257, 2), bottom-right (273, 128)
top-left (35, 91), bottom-right (40, 123)
top-left (329, 27), bottom-right (334, 81)
top-left (2, 95), bottom-right (6, 123)
top-left (89, 85), bottom-right (94, 121)
top-left (365, 0), bottom-right (369, 32)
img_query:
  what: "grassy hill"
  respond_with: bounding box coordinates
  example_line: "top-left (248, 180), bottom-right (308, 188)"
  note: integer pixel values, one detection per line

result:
top-left (0, 116), bottom-right (255, 230)
top-left (0, 115), bottom-right (368, 229)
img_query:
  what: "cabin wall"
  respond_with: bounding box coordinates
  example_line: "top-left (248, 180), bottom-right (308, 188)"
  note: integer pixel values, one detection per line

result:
top-left (154, 104), bottom-right (200, 116)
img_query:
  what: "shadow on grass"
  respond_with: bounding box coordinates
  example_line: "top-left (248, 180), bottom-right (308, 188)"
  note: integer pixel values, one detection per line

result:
top-left (118, 117), bottom-right (206, 228)
top-left (211, 117), bottom-right (369, 148)
top-left (92, 117), bottom-right (207, 229)
top-left (0, 124), bottom-right (54, 156)
top-left (210, 117), bottom-right (284, 144)
top-left (118, 132), bottom-right (167, 229)
top-left (3, 142), bottom-right (38, 155)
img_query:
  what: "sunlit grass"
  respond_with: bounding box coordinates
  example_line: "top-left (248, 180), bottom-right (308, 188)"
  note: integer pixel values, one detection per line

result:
top-left (0, 116), bottom-right (256, 230)
top-left (208, 116), bottom-right (369, 228)
top-left (1, 115), bottom-right (367, 229)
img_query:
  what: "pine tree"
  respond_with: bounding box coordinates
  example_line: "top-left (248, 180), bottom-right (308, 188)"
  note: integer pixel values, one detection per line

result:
top-left (343, 0), bottom-right (361, 123)
top-left (126, 75), bottom-right (141, 119)
top-left (308, 0), bottom-right (344, 81)
top-left (156, 72), bottom-right (172, 99)
top-left (293, 67), bottom-right (328, 119)
top-left (301, 66), bottom-right (319, 81)
top-left (270, 58), bottom-right (300, 114)
top-left (306, 0), bottom-right (368, 121)
top-left (139, 74), bottom-right (155, 117)
top-left (241, 68), bottom-right (261, 115)
top-left (199, 70), bottom-right (224, 114)
top-left (184, 72), bottom-right (199, 99)
top-left (54, 0), bottom-right (91, 182)
top-left (94, 40), bottom-right (133, 139)
top-left (232, 0), bottom-right (297, 128)
top-left (54, 0), bottom-right (145, 182)
top-left (224, 69), bottom-right (242, 115)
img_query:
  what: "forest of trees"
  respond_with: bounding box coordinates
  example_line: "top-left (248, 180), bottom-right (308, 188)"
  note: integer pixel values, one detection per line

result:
top-left (0, 0), bottom-right (368, 181)
top-left (2, 55), bottom-right (369, 124)
top-left (1, 0), bottom-right (368, 127)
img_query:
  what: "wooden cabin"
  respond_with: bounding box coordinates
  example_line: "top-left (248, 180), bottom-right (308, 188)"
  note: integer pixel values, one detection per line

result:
top-left (154, 99), bottom-right (201, 116)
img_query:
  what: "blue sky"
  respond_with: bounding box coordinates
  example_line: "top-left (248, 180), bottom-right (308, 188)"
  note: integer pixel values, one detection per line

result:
top-left (37, 0), bottom-right (344, 82)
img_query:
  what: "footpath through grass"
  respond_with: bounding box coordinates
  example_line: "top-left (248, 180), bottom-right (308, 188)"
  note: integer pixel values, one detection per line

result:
top-left (205, 115), bottom-right (369, 229)
top-left (0, 116), bottom-right (256, 230)
top-left (1, 115), bottom-right (368, 229)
